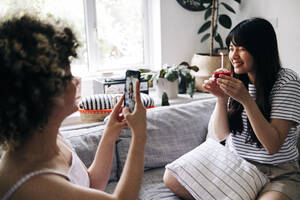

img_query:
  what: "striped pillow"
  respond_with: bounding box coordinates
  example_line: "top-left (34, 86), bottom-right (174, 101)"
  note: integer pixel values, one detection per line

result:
top-left (79, 93), bottom-right (154, 110)
top-left (166, 139), bottom-right (269, 200)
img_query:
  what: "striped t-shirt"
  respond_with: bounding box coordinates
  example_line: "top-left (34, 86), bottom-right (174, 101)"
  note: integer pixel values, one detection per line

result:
top-left (228, 68), bottom-right (300, 165)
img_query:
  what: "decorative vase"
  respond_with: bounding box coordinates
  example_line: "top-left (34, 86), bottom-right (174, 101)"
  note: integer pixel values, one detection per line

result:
top-left (155, 78), bottom-right (178, 99)
top-left (190, 53), bottom-right (230, 92)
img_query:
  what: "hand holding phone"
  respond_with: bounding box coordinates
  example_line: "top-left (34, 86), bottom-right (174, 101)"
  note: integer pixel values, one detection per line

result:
top-left (124, 70), bottom-right (141, 112)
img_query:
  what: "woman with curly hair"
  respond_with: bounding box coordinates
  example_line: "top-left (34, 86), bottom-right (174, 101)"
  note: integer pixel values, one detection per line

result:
top-left (0, 14), bottom-right (147, 200)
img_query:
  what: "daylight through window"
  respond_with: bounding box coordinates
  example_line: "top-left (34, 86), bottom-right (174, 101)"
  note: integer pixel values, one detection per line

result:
top-left (0, 0), bottom-right (148, 75)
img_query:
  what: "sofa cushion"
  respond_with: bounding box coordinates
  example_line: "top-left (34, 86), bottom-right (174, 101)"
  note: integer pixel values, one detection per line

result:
top-left (166, 138), bottom-right (269, 200)
top-left (117, 98), bottom-right (216, 175)
top-left (139, 168), bottom-right (182, 200)
top-left (60, 122), bottom-right (118, 182)
top-left (105, 168), bottom-right (182, 200)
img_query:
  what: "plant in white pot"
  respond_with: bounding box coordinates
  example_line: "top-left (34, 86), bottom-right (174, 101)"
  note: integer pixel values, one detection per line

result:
top-left (176, 0), bottom-right (241, 91)
top-left (151, 63), bottom-right (199, 99)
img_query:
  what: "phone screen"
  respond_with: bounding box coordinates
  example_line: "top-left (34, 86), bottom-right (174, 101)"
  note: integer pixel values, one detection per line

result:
top-left (124, 70), bottom-right (141, 112)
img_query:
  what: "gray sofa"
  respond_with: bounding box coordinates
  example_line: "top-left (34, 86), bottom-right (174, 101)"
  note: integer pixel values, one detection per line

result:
top-left (0, 97), bottom-right (289, 199)
top-left (0, 97), bottom-right (298, 199)
top-left (60, 97), bottom-right (300, 199)
top-left (60, 98), bottom-right (216, 199)
top-left (0, 98), bottom-right (300, 200)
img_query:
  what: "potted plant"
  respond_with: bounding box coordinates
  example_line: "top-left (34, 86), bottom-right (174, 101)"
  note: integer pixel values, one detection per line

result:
top-left (176, 0), bottom-right (241, 91)
top-left (150, 63), bottom-right (199, 99)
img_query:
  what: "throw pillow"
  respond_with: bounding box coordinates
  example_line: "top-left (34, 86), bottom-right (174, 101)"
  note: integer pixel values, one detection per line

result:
top-left (166, 138), bottom-right (269, 200)
top-left (79, 93), bottom-right (154, 110)
top-left (78, 93), bottom-right (155, 122)
top-left (117, 98), bottom-right (216, 174)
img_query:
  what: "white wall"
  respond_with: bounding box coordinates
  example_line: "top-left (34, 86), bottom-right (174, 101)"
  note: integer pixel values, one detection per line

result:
top-left (159, 0), bottom-right (300, 75)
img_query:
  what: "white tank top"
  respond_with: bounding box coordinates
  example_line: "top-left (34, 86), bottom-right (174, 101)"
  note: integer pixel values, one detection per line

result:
top-left (1, 149), bottom-right (90, 200)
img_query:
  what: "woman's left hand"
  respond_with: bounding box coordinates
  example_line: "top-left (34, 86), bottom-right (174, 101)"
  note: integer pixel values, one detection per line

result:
top-left (103, 95), bottom-right (127, 142)
top-left (216, 74), bottom-right (251, 105)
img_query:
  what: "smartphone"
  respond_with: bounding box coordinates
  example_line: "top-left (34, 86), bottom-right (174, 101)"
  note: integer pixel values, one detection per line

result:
top-left (124, 70), bottom-right (141, 112)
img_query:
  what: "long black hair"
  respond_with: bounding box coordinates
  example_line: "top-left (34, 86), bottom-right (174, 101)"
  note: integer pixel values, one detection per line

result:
top-left (226, 18), bottom-right (281, 147)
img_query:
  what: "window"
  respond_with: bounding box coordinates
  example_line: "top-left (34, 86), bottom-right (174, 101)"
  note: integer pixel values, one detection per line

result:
top-left (0, 0), bottom-right (150, 76)
top-left (95, 0), bottom-right (146, 71)
top-left (0, 0), bottom-right (87, 70)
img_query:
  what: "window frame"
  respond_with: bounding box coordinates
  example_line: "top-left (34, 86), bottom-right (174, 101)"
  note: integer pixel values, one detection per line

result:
top-left (83, 0), bottom-right (150, 73)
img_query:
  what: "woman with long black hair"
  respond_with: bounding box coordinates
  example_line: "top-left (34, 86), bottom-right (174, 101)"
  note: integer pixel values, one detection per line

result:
top-left (164, 18), bottom-right (300, 200)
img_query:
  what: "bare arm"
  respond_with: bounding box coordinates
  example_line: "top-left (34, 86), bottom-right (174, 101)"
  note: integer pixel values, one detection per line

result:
top-left (88, 80), bottom-right (146, 199)
top-left (88, 95), bottom-right (127, 190)
top-left (242, 97), bottom-right (293, 154)
top-left (212, 98), bottom-right (231, 141)
top-left (203, 77), bottom-right (230, 141)
top-left (88, 136), bottom-right (117, 190)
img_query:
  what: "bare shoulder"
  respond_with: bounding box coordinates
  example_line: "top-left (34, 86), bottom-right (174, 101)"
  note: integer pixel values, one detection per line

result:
top-left (4, 173), bottom-right (114, 200)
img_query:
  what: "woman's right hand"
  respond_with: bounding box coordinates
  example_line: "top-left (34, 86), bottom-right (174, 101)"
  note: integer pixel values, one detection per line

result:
top-left (202, 76), bottom-right (228, 100)
top-left (122, 80), bottom-right (147, 140)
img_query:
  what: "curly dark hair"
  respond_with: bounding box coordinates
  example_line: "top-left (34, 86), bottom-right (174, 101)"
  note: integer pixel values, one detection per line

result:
top-left (0, 14), bottom-right (79, 150)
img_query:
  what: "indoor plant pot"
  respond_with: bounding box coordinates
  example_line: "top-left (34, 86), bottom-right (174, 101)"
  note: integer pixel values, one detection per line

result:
top-left (155, 78), bottom-right (179, 99)
top-left (151, 63), bottom-right (199, 99)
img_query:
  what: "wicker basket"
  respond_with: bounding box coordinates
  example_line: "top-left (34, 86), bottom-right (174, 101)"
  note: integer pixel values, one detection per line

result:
top-left (78, 107), bottom-right (113, 123)
top-left (78, 105), bottom-right (155, 123)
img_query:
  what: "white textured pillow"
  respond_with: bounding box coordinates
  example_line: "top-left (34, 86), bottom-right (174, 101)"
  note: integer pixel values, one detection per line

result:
top-left (166, 139), bottom-right (269, 200)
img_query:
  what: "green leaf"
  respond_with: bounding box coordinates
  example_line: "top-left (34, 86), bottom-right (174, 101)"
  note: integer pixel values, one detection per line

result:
top-left (189, 65), bottom-right (199, 72)
top-left (214, 33), bottom-right (224, 49)
top-left (221, 2), bottom-right (235, 14)
top-left (187, 78), bottom-right (195, 98)
top-left (180, 68), bottom-right (189, 78)
top-left (159, 69), bottom-right (166, 78)
top-left (179, 61), bottom-right (190, 68)
top-left (165, 69), bottom-right (178, 82)
top-left (219, 14), bottom-right (232, 29)
top-left (233, 0), bottom-right (241, 4)
top-left (197, 21), bottom-right (211, 34)
top-left (204, 7), bottom-right (212, 20)
top-left (201, 33), bottom-right (210, 42)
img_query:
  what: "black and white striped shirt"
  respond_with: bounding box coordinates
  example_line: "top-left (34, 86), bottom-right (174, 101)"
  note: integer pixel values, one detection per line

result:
top-left (228, 68), bottom-right (300, 164)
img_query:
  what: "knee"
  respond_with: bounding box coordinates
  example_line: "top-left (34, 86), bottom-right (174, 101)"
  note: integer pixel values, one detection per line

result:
top-left (163, 169), bottom-right (178, 190)
top-left (256, 191), bottom-right (290, 200)
top-left (163, 169), bottom-right (195, 200)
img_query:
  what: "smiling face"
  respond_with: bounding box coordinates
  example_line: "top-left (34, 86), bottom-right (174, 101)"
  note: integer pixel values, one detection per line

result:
top-left (229, 42), bottom-right (256, 82)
